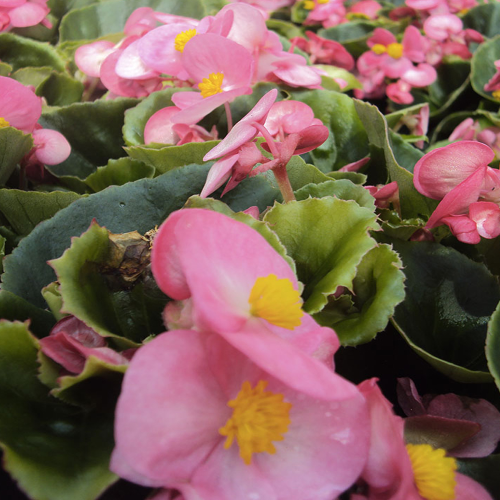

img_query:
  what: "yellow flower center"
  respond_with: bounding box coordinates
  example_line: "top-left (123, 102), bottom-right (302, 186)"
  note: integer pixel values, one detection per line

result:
top-left (248, 274), bottom-right (303, 329)
top-left (198, 72), bottom-right (224, 98)
top-left (492, 90), bottom-right (500, 101)
top-left (346, 12), bottom-right (370, 20)
top-left (406, 444), bottom-right (458, 500)
top-left (219, 380), bottom-right (292, 465)
top-left (372, 43), bottom-right (387, 55)
top-left (174, 29), bottom-right (197, 53)
top-left (304, 0), bottom-right (329, 7)
top-left (387, 42), bottom-right (404, 59)
top-left (0, 117), bottom-right (10, 128)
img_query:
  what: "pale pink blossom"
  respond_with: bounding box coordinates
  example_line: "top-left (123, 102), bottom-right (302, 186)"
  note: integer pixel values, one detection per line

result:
top-left (144, 106), bottom-right (217, 146)
top-left (111, 328), bottom-right (370, 500)
top-left (170, 33), bottom-right (254, 124)
top-left (290, 31), bottom-right (354, 70)
top-left (151, 208), bottom-right (340, 363)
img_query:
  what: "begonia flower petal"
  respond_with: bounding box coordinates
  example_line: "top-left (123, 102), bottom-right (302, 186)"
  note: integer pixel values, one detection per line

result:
top-left (414, 141), bottom-right (495, 200)
top-left (32, 128), bottom-right (71, 165)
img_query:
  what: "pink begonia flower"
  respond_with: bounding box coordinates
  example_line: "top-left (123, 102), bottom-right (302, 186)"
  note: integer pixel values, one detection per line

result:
top-left (200, 89), bottom-right (277, 196)
top-left (348, 0), bottom-right (382, 19)
top-left (31, 127), bottom-right (71, 165)
top-left (339, 156), bottom-right (370, 172)
top-left (290, 31), bottom-right (354, 69)
top-left (39, 316), bottom-right (130, 375)
top-left (356, 378), bottom-right (493, 500)
top-left (75, 41), bottom-right (116, 78)
top-left (449, 118), bottom-right (500, 158)
top-left (0, 75), bottom-right (42, 133)
top-left (170, 33), bottom-right (254, 124)
top-left (424, 14), bottom-right (463, 42)
top-left (0, 0), bottom-right (50, 31)
top-left (123, 7), bottom-right (158, 37)
top-left (144, 106), bottom-right (217, 146)
top-left (365, 181), bottom-right (399, 209)
top-left (397, 378), bottom-right (500, 458)
top-left (304, 0), bottom-right (347, 28)
top-left (414, 142), bottom-right (500, 239)
top-left (111, 328), bottom-right (370, 500)
top-left (100, 47), bottom-right (163, 98)
top-left (151, 208), bottom-right (340, 363)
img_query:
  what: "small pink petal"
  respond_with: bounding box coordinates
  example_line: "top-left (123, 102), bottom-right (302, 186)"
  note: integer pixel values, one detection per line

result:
top-left (32, 128), bottom-right (71, 165)
top-left (8, 1), bottom-right (47, 27)
top-left (144, 107), bottom-right (181, 145)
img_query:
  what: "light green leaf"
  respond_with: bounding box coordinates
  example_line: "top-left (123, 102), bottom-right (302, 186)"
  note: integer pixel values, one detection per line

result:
top-left (0, 189), bottom-right (82, 236)
top-left (85, 157), bottom-right (154, 192)
top-left (471, 35), bottom-right (500, 103)
top-left (263, 197), bottom-right (380, 314)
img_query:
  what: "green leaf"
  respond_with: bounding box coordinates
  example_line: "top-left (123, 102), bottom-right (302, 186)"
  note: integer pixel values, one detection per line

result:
top-left (59, 0), bottom-right (206, 42)
top-left (49, 222), bottom-right (167, 344)
top-left (0, 61), bottom-right (12, 76)
top-left (263, 197), bottom-right (380, 314)
top-left (315, 244), bottom-right (405, 345)
top-left (0, 127), bottom-right (33, 185)
top-left (471, 35), bottom-right (500, 103)
top-left (12, 67), bottom-right (84, 106)
top-left (122, 87), bottom-right (190, 146)
top-left (0, 290), bottom-right (55, 337)
top-left (1, 164), bottom-right (277, 308)
top-left (463, 3), bottom-right (500, 38)
top-left (0, 321), bottom-right (117, 500)
top-left (294, 179), bottom-right (376, 211)
top-left (0, 189), bottom-right (82, 236)
top-left (39, 98), bottom-right (138, 180)
top-left (315, 64), bottom-right (362, 92)
top-left (428, 61), bottom-right (472, 118)
top-left (458, 455), bottom-right (500, 499)
top-left (266, 19), bottom-right (303, 39)
top-left (385, 102), bottom-right (430, 129)
top-left (126, 141), bottom-right (219, 175)
top-left (354, 99), bottom-right (437, 219)
top-left (486, 302), bottom-right (500, 392)
top-left (290, 89), bottom-right (370, 172)
top-left (391, 239), bottom-right (500, 382)
top-left (85, 158), bottom-right (155, 192)
top-left (0, 33), bottom-right (66, 72)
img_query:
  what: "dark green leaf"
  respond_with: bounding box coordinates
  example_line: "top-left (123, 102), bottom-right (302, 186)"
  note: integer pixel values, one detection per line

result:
top-left (39, 98), bottom-right (138, 180)
top-left (0, 127), bottom-right (33, 185)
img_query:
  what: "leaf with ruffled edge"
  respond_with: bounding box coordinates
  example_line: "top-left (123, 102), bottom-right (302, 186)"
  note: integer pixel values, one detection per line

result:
top-left (0, 320), bottom-right (117, 500)
top-left (314, 244), bottom-right (405, 346)
top-left (263, 197), bottom-right (380, 316)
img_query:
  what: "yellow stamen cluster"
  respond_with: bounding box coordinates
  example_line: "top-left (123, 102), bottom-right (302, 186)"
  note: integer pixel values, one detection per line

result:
top-left (406, 444), bottom-right (458, 500)
top-left (371, 42), bottom-right (404, 59)
top-left (0, 117), bottom-right (10, 128)
top-left (198, 72), bottom-right (224, 98)
top-left (219, 380), bottom-right (292, 465)
top-left (304, 0), bottom-right (329, 8)
top-left (249, 274), bottom-right (303, 330)
top-left (174, 29), bottom-right (197, 53)
top-left (493, 90), bottom-right (500, 101)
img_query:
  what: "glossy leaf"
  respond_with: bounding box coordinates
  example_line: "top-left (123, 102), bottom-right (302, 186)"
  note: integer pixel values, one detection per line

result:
top-left (471, 35), bottom-right (500, 103)
top-left (391, 239), bottom-right (499, 382)
top-left (486, 302), bottom-right (500, 392)
top-left (39, 98), bottom-right (138, 180)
